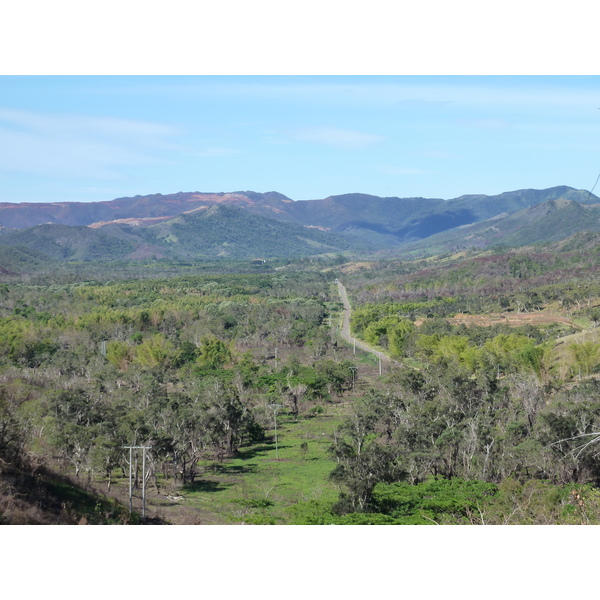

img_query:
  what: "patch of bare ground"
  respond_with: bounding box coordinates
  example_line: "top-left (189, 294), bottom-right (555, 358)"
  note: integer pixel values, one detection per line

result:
top-left (88, 216), bottom-right (174, 228)
top-left (83, 475), bottom-right (226, 525)
top-left (414, 311), bottom-right (579, 329)
top-left (339, 261), bottom-right (376, 274)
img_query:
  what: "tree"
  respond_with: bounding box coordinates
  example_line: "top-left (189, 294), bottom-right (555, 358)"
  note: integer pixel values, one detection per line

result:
top-left (329, 394), bottom-right (406, 512)
top-left (134, 334), bottom-right (175, 369)
top-left (568, 340), bottom-right (600, 378)
top-left (45, 389), bottom-right (103, 479)
top-left (196, 336), bottom-right (231, 368)
top-left (516, 343), bottom-right (554, 384)
top-left (330, 442), bottom-right (404, 513)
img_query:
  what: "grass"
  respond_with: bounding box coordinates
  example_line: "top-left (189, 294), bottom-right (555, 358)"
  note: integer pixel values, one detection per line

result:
top-left (178, 406), bottom-right (349, 524)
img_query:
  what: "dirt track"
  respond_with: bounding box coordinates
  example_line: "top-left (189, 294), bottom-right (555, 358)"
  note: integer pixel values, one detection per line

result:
top-left (336, 280), bottom-right (391, 363)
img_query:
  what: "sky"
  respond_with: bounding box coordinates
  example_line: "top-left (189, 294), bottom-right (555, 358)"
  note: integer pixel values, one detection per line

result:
top-left (2, 75), bottom-right (600, 204)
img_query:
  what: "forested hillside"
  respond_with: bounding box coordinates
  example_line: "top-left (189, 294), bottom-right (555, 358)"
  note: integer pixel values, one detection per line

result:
top-left (0, 206), bottom-right (369, 267)
top-left (2, 186), bottom-right (598, 255)
top-left (4, 232), bottom-right (600, 524)
top-left (400, 199), bottom-right (600, 256)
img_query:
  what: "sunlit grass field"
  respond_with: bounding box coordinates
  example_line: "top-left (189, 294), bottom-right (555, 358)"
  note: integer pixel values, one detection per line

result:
top-left (179, 406), bottom-right (349, 524)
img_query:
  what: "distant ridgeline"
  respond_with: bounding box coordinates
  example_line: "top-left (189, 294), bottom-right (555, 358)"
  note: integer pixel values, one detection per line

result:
top-left (0, 185), bottom-right (598, 269)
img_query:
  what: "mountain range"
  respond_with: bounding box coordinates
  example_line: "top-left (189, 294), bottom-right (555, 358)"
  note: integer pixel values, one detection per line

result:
top-left (0, 185), bottom-right (599, 268)
top-left (397, 196), bottom-right (600, 257)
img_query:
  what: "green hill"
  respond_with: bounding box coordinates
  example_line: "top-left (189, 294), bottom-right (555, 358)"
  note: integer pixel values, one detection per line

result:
top-left (0, 205), bottom-right (373, 270)
top-left (1, 186), bottom-right (599, 269)
top-left (0, 224), bottom-right (140, 262)
top-left (147, 205), bottom-right (371, 259)
top-left (388, 187), bottom-right (598, 244)
top-left (399, 198), bottom-right (600, 257)
top-left (0, 244), bottom-right (59, 274)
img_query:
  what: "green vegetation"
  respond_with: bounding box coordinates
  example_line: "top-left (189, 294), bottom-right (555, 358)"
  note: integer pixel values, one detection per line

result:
top-left (153, 206), bottom-right (369, 258)
top-left (0, 265), bottom-right (361, 523)
top-left (0, 205), bottom-right (371, 268)
top-left (5, 226), bottom-right (600, 524)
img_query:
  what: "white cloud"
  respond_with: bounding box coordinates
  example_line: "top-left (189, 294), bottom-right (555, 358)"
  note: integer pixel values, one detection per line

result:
top-left (0, 107), bottom-right (183, 179)
top-left (0, 108), bottom-right (177, 139)
top-left (292, 126), bottom-right (384, 150)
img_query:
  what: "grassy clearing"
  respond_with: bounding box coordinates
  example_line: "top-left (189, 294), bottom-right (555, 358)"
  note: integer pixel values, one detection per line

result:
top-left (179, 405), bottom-right (349, 524)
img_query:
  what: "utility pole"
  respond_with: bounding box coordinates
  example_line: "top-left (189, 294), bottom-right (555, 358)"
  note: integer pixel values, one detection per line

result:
top-left (373, 351), bottom-right (382, 375)
top-left (123, 445), bottom-right (151, 519)
top-left (142, 446), bottom-right (147, 519)
top-left (268, 404), bottom-right (283, 460)
top-left (127, 446), bottom-right (132, 515)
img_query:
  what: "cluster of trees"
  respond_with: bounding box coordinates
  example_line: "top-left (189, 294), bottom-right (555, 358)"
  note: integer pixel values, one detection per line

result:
top-left (0, 269), bottom-right (358, 508)
top-left (325, 367), bottom-right (600, 521)
top-left (321, 245), bottom-right (600, 523)
top-left (346, 245), bottom-right (600, 382)
top-left (6, 237), bottom-right (600, 525)
top-left (350, 303), bottom-right (600, 382)
top-left (345, 246), bottom-right (600, 316)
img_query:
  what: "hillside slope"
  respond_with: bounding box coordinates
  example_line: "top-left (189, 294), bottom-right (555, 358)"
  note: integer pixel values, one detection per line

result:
top-left (399, 198), bottom-right (600, 256)
top-left (0, 191), bottom-right (295, 229)
top-left (2, 187), bottom-right (596, 249)
top-left (0, 205), bottom-right (373, 270)
top-left (1, 186), bottom-right (598, 268)
top-left (147, 205), bottom-right (371, 259)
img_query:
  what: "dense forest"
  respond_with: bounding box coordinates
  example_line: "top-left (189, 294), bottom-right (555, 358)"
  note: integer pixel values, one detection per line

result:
top-left (4, 234), bottom-right (600, 524)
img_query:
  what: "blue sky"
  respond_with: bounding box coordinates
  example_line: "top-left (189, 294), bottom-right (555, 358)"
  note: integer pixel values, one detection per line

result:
top-left (2, 75), bottom-right (600, 204)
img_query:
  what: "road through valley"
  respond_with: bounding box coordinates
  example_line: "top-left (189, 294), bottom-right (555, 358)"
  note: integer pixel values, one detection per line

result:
top-left (336, 279), bottom-right (391, 364)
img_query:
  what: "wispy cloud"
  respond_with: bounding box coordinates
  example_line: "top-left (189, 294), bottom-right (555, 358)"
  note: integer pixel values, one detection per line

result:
top-left (0, 108), bottom-right (183, 179)
top-left (133, 77), bottom-right (600, 111)
top-left (292, 126), bottom-right (384, 149)
top-left (0, 108), bottom-right (178, 139)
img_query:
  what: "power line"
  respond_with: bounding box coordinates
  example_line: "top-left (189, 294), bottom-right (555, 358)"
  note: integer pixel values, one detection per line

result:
top-left (584, 171), bottom-right (600, 203)
top-left (268, 404), bottom-right (283, 460)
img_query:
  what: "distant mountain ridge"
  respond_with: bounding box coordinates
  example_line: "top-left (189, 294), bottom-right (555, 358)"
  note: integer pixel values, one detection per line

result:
top-left (399, 197), bottom-right (600, 256)
top-left (0, 205), bottom-right (371, 264)
top-left (2, 186), bottom-right (596, 246)
top-left (0, 191), bottom-right (294, 229)
top-left (1, 185), bottom-right (600, 271)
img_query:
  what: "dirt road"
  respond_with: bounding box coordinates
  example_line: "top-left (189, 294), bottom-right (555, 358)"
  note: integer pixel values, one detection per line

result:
top-left (336, 279), bottom-right (391, 363)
